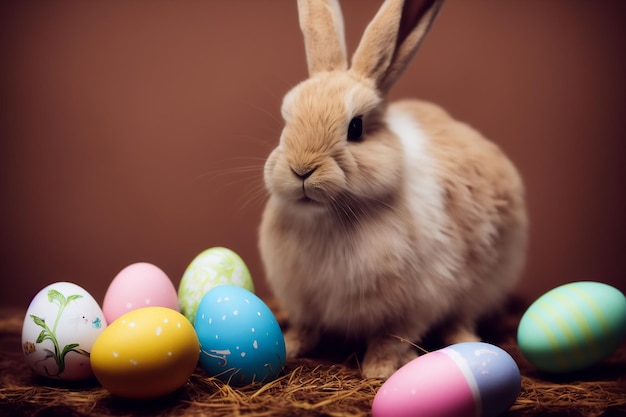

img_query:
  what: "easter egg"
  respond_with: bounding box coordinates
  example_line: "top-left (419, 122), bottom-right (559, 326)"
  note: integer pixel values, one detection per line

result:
top-left (372, 342), bottom-right (521, 417)
top-left (91, 307), bottom-right (199, 399)
top-left (102, 262), bottom-right (179, 324)
top-left (178, 247), bottom-right (254, 323)
top-left (22, 282), bottom-right (107, 380)
top-left (194, 285), bottom-right (285, 386)
top-left (517, 281), bottom-right (626, 373)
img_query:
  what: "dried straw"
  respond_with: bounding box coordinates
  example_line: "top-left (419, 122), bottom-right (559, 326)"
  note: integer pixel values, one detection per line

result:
top-left (1, 306), bottom-right (625, 417)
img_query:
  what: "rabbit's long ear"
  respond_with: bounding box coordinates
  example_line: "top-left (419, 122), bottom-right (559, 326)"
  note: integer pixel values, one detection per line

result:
top-left (351, 0), bottom-right (444, 93)
top-left (297, 0), bottom-right (348, 75)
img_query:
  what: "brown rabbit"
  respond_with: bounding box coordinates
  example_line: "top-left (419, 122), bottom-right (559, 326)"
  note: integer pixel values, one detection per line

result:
top-left (258, 0), bottom-right (527, 379)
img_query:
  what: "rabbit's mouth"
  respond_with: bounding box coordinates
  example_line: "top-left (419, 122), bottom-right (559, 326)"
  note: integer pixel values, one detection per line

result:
top-left (296, 195), bottom-right (320, 205)
top-left (297, 181), bottom-right (325, 205)
top-left (295, 188), bottom-right (330, 208)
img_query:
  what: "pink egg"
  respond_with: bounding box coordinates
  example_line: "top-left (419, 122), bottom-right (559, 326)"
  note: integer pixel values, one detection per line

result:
top-left (102, 262), bottom-right (179, 323)
top-left (372, 342), bottom-right (521, 417)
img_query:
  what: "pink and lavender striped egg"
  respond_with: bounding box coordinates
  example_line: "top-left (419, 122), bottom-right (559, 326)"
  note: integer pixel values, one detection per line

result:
top-left (372, 342), bottom-right (521, 417)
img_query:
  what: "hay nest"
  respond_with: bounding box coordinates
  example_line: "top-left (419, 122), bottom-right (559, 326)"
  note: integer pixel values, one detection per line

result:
top-left (1, 304), bottom-right (625, 417)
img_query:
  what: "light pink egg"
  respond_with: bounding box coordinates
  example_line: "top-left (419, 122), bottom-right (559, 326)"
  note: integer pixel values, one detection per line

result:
top-left (102, 262), bottom-right (179, 323)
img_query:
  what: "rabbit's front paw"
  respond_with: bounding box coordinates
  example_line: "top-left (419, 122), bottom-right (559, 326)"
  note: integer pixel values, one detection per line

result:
top-left (283, 326), bottom-right (320, 359)
top-left (362, 336), bottom-right (418, 379)
top-left (443, 323), bottom-right (481, 346)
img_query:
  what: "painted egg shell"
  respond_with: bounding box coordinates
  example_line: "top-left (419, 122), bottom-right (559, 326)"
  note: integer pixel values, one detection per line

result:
top-left (102, 262), bottom-right (179, 324)
top-left (372, 342), bottom-right (521, 417)
top-left (91, 306), bottom-right (199, 399)
top-left (178, 247), bottom-right (254, 323)
top-left (194, 285), bottom-right (285, 386)
top-left (22, 282), bottom-right (107, 380)
top-left (517, 281), bottom-right (626, 373)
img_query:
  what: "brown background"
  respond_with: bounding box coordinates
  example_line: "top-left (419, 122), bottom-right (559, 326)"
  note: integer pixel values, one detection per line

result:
top-left (1, 1), bottom-right (625, 310)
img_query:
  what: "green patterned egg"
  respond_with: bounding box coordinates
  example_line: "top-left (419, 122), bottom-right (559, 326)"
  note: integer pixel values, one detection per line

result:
top-left (517, 281), bottom-right (626, 373)
top-left (178, 247), bottom-right (254, 323)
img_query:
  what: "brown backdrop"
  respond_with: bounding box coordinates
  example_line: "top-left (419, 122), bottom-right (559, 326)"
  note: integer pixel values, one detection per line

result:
top-left (2, 1), bottom-right (625, 309)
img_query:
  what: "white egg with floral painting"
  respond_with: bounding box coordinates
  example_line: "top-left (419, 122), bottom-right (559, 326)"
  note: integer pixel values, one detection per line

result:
top-left (22, 282), bottom-right (107, 381)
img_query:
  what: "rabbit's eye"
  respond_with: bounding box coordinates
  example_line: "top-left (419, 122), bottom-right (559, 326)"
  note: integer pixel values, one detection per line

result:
top-left (347, 116), bottom-right (363, 142)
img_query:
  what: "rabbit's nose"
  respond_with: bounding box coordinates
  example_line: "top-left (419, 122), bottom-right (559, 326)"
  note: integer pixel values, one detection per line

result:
top-left (291, 166), bottom-right (317, 180)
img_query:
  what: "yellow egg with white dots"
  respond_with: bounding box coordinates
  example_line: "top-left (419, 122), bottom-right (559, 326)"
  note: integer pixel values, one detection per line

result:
top-left (91, 307), bottom-right (199, 399)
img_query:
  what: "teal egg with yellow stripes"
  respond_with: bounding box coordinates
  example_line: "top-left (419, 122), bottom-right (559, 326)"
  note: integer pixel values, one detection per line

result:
top-left (517, 281), bottom-right (626, 373)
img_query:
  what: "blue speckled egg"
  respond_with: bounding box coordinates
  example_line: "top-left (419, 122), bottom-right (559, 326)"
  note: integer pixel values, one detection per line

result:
top-left (517, 281), bottom-right (626, 373)
top-left (194, 285), bottom-right (286, 385)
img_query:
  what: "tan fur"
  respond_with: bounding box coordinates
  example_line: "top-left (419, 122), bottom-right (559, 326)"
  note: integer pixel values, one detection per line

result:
top-left (259, 0), bottom-right (527, 379)
top-left (401, 99), bottom-right (527, 329)
top-left (298, 0), bottom-right (347, 74)
top-left (352, 0), bottom-right (444, 93)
